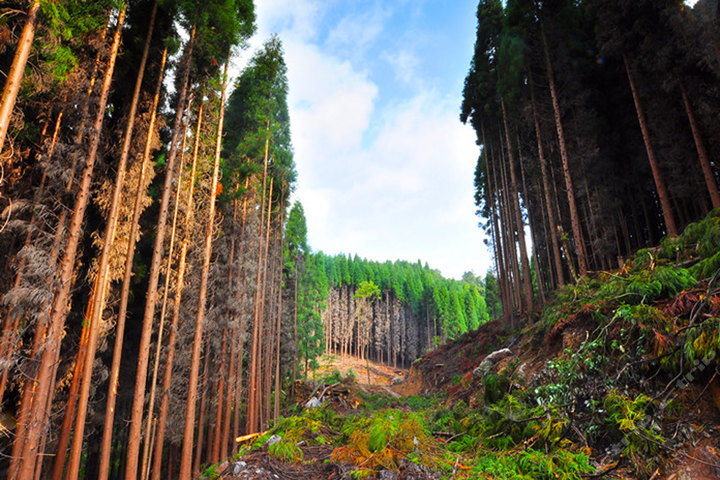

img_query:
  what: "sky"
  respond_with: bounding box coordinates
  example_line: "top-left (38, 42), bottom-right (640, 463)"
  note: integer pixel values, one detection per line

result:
top-left (231, 0), bottom-right (492, 280)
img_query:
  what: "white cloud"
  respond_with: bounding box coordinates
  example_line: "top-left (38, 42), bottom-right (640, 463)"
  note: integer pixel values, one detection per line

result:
top-left (325, 7), bottom-right (387, 53)
top-left (237, 2), bottom-right (492, 279)
top-left (381, 50), bottom-right (421, 87)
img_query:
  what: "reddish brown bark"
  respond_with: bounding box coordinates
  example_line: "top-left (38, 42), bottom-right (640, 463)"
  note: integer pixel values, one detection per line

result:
top-left (150, 95), bottom-right (201, 480)
top-left (0, 0), bottom-right (40, 153)
top-left (99, 44), bottom-right (168, 480)
top-left (530, 79), bottom-right (565, 286)
top-left (623, 54), bottom-right (677, 237)
top-left (125, 25), bottom-right (195, 480)
top-left (541, 22), bottom-right (588, 275)
top-left (11, 10), bottom-right (126, 480)
top-left (178, 59), bottom-right (229, 480)
top-left (680, 83), bottom-right (720, 210)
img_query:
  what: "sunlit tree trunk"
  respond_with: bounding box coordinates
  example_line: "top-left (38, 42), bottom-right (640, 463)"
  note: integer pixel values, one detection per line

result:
top-left (125, 25), bottom-right (196, 480)
top-left (246, 116), bottom-right (272, 434)
top-left (178, 59), bottom-right (229, 480)
top-left (66, 7), bottom-right (156, 479)
top-left (10, 9), bottom-right (126, 480)
top-left (100, 44), bottom-right (168, 480)
top-left (0, 0), bottom-right (40, 153)
top-left (150, 95), bottom-right (202, 480)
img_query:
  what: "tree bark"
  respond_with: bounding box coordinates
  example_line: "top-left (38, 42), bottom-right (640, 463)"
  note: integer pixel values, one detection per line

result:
top-left (530, 78), bottom-right (564, 286)
top-left (150, 95), bottom-right (201, 480)
top-left (100, 44), bottom-right (168, 480)
top-left (0, 0), bottom-right (40, 154)
top-left (246, 116), bottom-right (272, 434)
top-left (178, 59), bottom-right (229, 480)
top-left (680, 83), bottom-right (720, 209)
top-left (11, 9), bottom-right (126, 480)
top-left (66, 7), bottom-right (157, 479)
top-left (125, 25), bottom-right (195, 480)
top-left (541, 22), bottom-right (588, 275)
top-left (623, 53), bottom-right (677, 237)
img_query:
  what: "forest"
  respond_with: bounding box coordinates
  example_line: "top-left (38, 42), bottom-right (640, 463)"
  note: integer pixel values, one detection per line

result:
top-left (0, 1), bottom-right (495, 478)
top-left (2, 0), bottom-right (720, 479)
top-left (461, 0), bottom-right (720, 320)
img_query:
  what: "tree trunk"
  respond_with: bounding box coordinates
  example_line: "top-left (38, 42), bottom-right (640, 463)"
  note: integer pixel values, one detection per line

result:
top-left (178, 58), bottom-right (229, 480)
top-left (623, 53), bottom-right (677, 237)
top-left (0, 0), bottom-right (40, 153)
top-left (11, 10), bottom-right (126, 480)
top-left (246, 115), bottom-right (272, 434)
top-left (212, 332), bottom-right (227, 465)
top-left (125, 25), bottom-right (195, 480)
top-left (148, 93), bottom-right (198, 480)
top-left (541, 22), bottom-right (588, 275)
top-left (66, 7), bottom-right (156, 479)
top-left (101, 44), bottom-right (168, 480)
top-left (680, 83), bottom-right (719, 209)
top-left (530, 79), bottom-right (565, 286)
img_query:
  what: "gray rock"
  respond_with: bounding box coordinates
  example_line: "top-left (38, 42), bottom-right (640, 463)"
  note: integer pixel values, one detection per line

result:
top-left (473, 348), bottom-right (512, 379)
top-left (391, 376), bottom-right (404, 385)
top-left (379, 470), bottom-right (398, 479)
top-left (265, 434), bottom-right (282, 446)
top-left (305, 396), bottom-right (322, 409)
top-left (232, 461), bottom-right (246, 474)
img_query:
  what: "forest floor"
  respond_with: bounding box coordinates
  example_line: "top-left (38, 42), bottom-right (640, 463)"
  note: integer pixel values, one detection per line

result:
top-left (312, 354), bottom-right (407, 387)
top-left (207, 212), bottom-right (720, 479)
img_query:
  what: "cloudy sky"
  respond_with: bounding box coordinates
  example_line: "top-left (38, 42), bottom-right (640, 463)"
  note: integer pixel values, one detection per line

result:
top-left (232, 0), bottom-right (491, 280)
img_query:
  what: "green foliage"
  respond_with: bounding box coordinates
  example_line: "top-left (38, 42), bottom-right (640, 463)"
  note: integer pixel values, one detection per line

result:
top-left (604, 390), bottom-right (663, 471)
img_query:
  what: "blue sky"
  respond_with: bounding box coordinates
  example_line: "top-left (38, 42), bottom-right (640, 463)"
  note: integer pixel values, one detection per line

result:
top-left (232, 0), bottom-right (493, 279)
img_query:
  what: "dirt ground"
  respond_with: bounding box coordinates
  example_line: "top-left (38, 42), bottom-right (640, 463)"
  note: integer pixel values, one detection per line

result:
top-left (311, 354), bottom-right (407, 386)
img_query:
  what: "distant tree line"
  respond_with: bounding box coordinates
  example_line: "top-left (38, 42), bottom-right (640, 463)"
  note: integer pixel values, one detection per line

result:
top-left (461, 0), bottom-right (720, 319)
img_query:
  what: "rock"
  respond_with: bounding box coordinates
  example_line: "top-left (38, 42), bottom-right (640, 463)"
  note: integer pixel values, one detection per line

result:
top-left (232, 461), bottom-right (246, 475)
top-left (391, 376), bottom-right (404, 385)
top-left (265, 434), bottom-right (282, 446)
top-left (216, 461), bottom-right (229, 474)
top-left (305, 396), bottom-right (322, 409)
top-left (473, 348), bottom-right (512, 379)
top-left (379, 470), bottom-right (398, 479)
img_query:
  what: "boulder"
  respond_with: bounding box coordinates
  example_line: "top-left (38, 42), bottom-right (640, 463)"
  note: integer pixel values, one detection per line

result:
top-left (472, 348), bottom-right (512, 379)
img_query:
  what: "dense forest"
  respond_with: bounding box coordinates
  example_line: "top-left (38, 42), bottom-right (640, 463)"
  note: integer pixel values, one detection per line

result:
top-left (3, 0), bottom-right (720, 479)
top-left (461, 0), bottom-right (720, 319)
top-left (0, 2), bottom-right (495, 478)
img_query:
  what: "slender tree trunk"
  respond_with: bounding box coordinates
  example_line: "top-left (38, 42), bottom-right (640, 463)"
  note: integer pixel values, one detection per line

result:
top-left (125, 25), bottom-right (195, 480)
top-left (11, 10), bottom-right (126, 480)
top-left (178, 59), bottom-right (229, 480)
top-left (0, 0), bottom-right (40, 153)
top-left (100, 44), bottom-right (168, 480)
top-left (530, 79), bottom-right (564, 286)
top-left (541, 22), bottom-right (588, 275)
top-left (623, 54), bottom-right (677, 237)
top-left (246, 115), bottom-right (272, 434)
top-left (498, 131), bottom-right (522, 312)
top-left (482, 131), bottom-right (509, 320)
top-left (49, 299), bottom-right (92, 480)
top-left (274, 196), bottom-right (286, 423)
top-left (66, 7), bottom-right (157, 480)
top-left (150, 93), bottom-right (201, 480)
top-left (212, 332), bottom-right (227, 464)
top-left (193, 345), bottom-right (210, 475)
top-left (680, 83), bottom-right (719, 209)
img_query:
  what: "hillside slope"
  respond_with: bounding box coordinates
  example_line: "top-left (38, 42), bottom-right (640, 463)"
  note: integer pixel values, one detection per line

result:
top-left (209, 211), bottom-right (720, 479)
